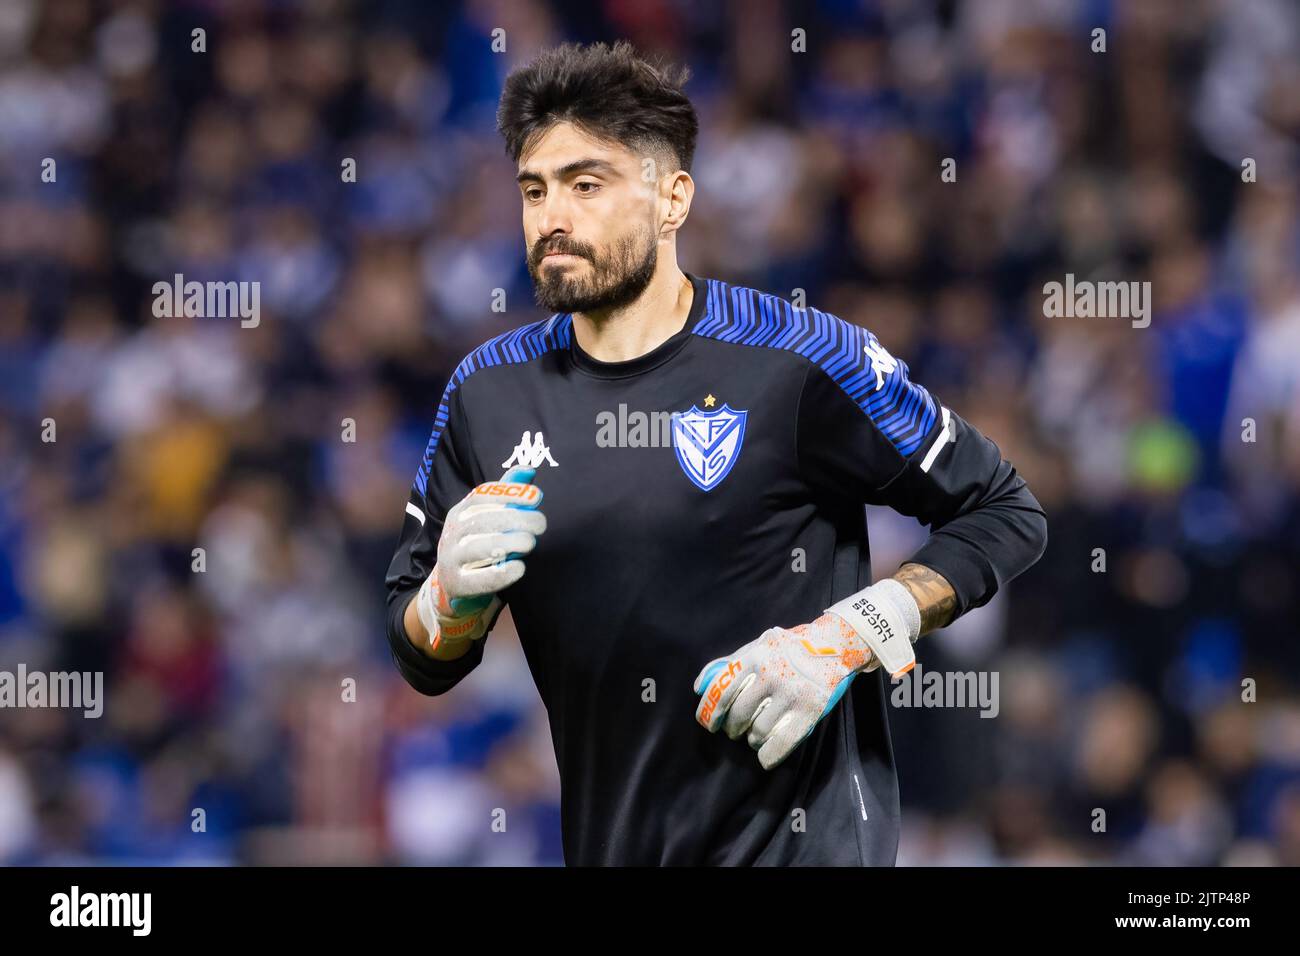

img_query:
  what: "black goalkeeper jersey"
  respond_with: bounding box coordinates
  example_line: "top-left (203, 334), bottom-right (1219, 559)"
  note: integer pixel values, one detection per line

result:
top-left (384, 272), bottom-right (1047, 866)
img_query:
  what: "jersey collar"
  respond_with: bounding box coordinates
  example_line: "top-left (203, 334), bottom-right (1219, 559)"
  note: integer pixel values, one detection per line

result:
top-left (566, 272), bottom-right (709, 379)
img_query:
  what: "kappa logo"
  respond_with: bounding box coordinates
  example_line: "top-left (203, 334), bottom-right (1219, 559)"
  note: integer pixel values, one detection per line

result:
top-left (864, 341), bottom-right (897, 390)
top-left (501, 430), bottom-right (558, 469)
top-left (671, 403), bottom-right (748, 491)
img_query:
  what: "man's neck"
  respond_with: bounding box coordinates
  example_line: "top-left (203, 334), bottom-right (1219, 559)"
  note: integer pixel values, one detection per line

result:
top-left (571, 267), bottom-right (694, 363)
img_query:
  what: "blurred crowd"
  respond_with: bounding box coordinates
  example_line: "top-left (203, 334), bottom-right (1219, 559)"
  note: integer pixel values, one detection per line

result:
top-left (1, 0), bottom-right (1299, 865)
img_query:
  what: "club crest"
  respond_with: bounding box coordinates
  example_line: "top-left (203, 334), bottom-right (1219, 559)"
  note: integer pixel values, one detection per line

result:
top-left (671, 403), bottom-right (748, 491)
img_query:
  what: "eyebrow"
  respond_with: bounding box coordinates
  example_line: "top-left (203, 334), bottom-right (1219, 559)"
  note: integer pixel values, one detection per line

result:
top-left (516, 158), bottom-right (620, 185)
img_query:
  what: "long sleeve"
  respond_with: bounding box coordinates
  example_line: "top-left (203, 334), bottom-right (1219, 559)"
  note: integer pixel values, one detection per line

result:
top-left (796, 326), bottom-right (1047, 618)
top-left (384, 380), bottom-right (495, 695)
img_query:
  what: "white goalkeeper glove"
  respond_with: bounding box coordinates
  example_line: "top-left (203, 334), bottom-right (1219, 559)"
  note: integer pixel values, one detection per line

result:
top-left (692, 578), bottom-right (921, 770)
top-left (415, 466), bottom-right (546, 652)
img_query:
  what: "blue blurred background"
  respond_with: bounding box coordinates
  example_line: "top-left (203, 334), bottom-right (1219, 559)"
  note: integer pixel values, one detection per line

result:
top-left (1, 0), bottom-right (1299, 865)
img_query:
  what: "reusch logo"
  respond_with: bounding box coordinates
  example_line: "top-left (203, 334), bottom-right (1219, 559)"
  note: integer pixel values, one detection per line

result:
top-left (470, 481), bottom-right (542, 506)
top-left (699, 660), bottom-right (743, 725)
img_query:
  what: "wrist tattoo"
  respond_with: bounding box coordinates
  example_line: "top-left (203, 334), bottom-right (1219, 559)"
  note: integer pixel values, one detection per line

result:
top-left (892, 563), bottom-right (958, 636)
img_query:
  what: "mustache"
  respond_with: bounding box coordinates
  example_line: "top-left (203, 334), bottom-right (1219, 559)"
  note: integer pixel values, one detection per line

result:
top-left (531, 239), bottom-right (593, 265)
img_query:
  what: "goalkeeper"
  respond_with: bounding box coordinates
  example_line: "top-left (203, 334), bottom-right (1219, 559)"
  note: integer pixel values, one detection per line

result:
top-left (385, 42), bottom-right (1047, 865)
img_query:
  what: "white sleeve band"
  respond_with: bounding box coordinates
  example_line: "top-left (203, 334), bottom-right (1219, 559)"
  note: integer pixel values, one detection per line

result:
top-left (919, 406), bottom-right (953, 473)
top-left (415, 572), bottom-right (441, 646)
top-left (416, 570), bottom-right (496, 648)
top-left (824, 578), bottom-right (920, 678)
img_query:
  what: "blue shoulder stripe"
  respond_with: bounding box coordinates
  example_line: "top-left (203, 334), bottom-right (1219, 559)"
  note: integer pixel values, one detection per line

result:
top-left (414, 313), bottom-right (573, 495)
top-left (691, 278), bottom-right (936, 457)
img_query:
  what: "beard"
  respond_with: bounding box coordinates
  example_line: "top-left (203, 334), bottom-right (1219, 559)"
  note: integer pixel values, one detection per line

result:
top-left (527, 222), bottom-right (658, 313)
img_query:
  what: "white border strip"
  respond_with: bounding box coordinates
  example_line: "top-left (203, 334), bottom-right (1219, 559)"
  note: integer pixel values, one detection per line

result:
top-left (919, 406), bottom-right (952, 473)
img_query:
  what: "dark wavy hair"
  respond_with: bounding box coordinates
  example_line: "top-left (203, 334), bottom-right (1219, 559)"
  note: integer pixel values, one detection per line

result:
top-left (497, 41), bottom-right (699, 174)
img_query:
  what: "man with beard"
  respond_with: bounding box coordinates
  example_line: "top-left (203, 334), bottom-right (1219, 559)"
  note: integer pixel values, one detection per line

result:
top-left (384, 41), bottom-right (1048, 865)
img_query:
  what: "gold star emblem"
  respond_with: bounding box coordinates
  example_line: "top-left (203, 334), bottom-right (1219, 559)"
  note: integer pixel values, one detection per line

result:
top-left (704, 394), bottom-right (716, 408)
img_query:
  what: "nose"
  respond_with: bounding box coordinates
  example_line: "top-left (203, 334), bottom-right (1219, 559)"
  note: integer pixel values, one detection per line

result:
top-left (535, 192), bottom-right (573, 247)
